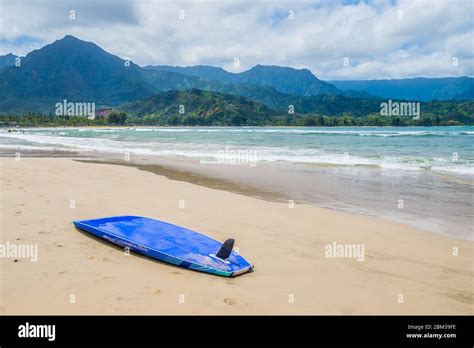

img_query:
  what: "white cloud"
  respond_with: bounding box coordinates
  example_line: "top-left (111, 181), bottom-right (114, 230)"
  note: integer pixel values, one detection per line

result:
top-left (0, 0), bottom-right (472, 79)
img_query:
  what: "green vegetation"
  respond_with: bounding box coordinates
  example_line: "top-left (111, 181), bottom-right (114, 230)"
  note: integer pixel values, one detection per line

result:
top-left (121, 89), bottom-right (276, 126)
top-left (107, 111), bottom-right (127, 125)
top-left (1, 112), bottom-right (472, 128)
top-left (0, 113), bottom-right (108, 127)
top-left (1, 90), bottom-right (472, 127)
top-left (266, 114), bottom-right (469, 127)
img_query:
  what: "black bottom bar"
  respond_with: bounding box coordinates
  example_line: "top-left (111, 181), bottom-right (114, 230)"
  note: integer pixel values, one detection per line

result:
top-left (1, 315), bottom-right (472, 346)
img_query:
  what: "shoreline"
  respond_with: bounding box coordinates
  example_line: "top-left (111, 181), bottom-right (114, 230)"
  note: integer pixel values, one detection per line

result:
top-left (2, 143), bottom-right (472, 240)
top-left (74, 152), bottom-right (473, 241)
top-left (76, 159), bottom-right (290, 204)
top-left (1, 157), bottom-right (473, 314)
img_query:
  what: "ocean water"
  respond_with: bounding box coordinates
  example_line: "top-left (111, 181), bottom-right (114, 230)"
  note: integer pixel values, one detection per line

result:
top-left (1, 126), bottom-right (473, 176)
top-left (1, 126), bottom-right (473, 239)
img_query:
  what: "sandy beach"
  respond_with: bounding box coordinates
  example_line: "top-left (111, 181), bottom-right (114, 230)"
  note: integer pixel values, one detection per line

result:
top-left (1, 157), bottom-right (472, 314)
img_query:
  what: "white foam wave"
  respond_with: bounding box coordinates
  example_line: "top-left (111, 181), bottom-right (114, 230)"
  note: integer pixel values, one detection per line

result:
top-left (431, 166), bottom-right (474, 176)
top-left (358, 131), bottom-right (433, 137)
top-left (1, 131), bottom-right (472, 176)
top-left (123, 128), bottom-right (457, 137)
top-left (0, 144), bottom-right (81, 152)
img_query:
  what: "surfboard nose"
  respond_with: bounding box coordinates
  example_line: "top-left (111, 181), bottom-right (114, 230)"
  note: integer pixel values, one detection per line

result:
top-left (216, 238), bottom-right (235, 260)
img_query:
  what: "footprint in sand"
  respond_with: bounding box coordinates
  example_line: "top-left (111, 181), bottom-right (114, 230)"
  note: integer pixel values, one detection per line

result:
top-left (102, 258), bottom-right (110, 262)
top-left (154, 289), bottom-right (163, 295)
top-left (224, 298), bottom-right (237, 305)
top-left (88, 256), bottom-right (95, 260)
top-left (58, 271), bottom-right (68, 275)
top-left (38, 231), bottom-right (49, 235)
top-left (171, 271), bottom-right (181, 275)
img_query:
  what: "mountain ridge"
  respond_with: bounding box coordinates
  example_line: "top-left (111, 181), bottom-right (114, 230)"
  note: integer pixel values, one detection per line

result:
top-left (0, 35), bottom-right (156, 109)
top-left (144, 63), bottom-right (342, 97)
top-left (0, 35), bottom-right (472, 118)
top-left (0, 53), bottom-right (20, 72)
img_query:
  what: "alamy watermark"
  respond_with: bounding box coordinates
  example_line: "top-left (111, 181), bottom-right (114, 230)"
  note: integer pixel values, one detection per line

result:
top-left (18, 322), bottom-right (55, 341)
top-left (324, 241), bottom-right (365, 262)
top-left (201, 146), bottom-right (258, 167)
top-left (0, 242), bottom-right (38, 262)
top-left (55, 99), bottom-right (95, 119)
top-left (380, 99), bottom-right (420, 120)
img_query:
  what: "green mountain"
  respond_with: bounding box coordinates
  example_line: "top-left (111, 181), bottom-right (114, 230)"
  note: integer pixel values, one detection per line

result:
top-left (0, 35), bottom-right (157, 114)
top-left (121, 89), bottom-right (474, 126)
top-left (0, 35), bottom-right (472, 125)
top-left (0, 36), bottom-right (371, 115)
top-left (209, 84), bottom-right (381, 116)
top-left (121, 89), bottom-right (277, 126)
top-left (145, 64), bottom-right (342, 96)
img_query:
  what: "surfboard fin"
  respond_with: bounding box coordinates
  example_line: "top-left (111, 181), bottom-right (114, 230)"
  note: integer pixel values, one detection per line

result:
top-left (216, 238), bottom-right (235, 260)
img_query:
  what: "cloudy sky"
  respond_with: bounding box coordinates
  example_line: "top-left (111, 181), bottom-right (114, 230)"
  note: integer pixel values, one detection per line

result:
top-left (0, 0), bottom-right (472, 79)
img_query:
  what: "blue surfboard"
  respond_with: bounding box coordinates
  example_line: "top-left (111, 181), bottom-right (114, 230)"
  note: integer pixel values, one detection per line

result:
top-left (73, 216), bottom-right (254, 277)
